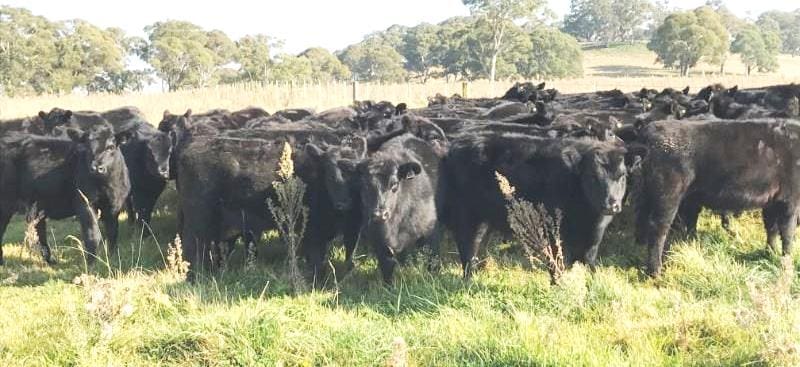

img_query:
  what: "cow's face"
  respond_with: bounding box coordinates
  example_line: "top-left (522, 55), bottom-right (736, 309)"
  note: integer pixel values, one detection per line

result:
top-left (576, 149), bottom-right (628, 215)
top-left (306, 139), bottom-right (366, 211)
top-left (68, 127), bottom-right (118, 176)
top-left (359, 158), bottom-right (421, 223)
top-left (158, 109), bottom-right (191, 145)
top-left (145, 132), bottom-right (173, 179)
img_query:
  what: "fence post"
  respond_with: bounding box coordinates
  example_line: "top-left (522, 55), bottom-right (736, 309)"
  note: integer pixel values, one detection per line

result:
top-left (352, 80), bottom-right (358, 103)
top-left (461, 81), bottom-right (468, 98)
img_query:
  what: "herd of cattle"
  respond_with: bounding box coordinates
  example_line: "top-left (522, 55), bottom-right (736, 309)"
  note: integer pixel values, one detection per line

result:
top-left (0, 81), bottom-right (799, 282)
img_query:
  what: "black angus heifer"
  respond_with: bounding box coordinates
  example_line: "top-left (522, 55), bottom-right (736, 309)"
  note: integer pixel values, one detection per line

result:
top-left (177, 128), bottom-right (364, 278)
top-left (44, 107), bottom-right (174, 225)
top-left (120, 124), bottom-right (173, 224)
top-left (358, 134), bottom-right (448, 283)
top-left (0, 126), bottom-right (129, 264)
top-left (635, 119), bottom-right (800, 276)
top-left (445, 132), bottom-right (640, 278)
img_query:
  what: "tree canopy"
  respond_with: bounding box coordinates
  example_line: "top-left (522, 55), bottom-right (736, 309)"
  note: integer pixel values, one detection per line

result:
top-left (0, 3), bottom-right (793, 95)
top-left (731, 24), bottom-right (780, 75)
top-left (647, 7), bottom-right (729, 76)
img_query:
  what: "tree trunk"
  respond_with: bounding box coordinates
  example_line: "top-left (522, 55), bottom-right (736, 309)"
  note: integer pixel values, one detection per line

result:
top-left (490, 52), bottom-right (498, 83)
top-left (747, 65), bottom-right (751, 76)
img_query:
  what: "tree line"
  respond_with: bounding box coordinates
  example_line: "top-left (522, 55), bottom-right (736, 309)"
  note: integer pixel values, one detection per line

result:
top-left (0, 1), bottom-right (798, 96)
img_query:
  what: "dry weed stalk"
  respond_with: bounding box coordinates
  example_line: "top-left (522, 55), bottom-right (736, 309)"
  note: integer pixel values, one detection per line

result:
top-left (268, 142), bottom-right (308, 293)
top-left (73, 274), bottom-right (135, 342)
top-left (495, 171), bottom-right (566, 284)
top-left (22, 207), bottom-right (44, 258)
top-left (165, 235), bottom-right (189, 278)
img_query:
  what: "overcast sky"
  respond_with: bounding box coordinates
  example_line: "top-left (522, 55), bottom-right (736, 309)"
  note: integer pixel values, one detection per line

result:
top-left (2, 0), bottom-right (797, 55)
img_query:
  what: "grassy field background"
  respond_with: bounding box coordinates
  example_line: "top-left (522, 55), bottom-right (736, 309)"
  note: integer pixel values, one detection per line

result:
top-left (1, 43), bottom-right (800, 121)
top-left (0, 44), bottom-right (799, 366)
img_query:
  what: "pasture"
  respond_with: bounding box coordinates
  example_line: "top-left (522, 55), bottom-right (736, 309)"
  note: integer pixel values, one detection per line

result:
top-left (0, 44), bottom-right (799, 366)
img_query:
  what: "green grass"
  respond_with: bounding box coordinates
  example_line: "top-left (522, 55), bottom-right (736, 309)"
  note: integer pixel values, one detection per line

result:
top-left (0, 185), bottom-right (798, 366)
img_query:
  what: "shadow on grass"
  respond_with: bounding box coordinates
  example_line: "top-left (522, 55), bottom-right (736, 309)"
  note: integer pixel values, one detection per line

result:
top-left (588, 65), bottom-right (668, 78)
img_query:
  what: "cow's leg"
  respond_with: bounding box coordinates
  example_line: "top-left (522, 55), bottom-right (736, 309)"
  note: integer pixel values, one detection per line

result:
top-left (675, 199), bottom-right (701, 237)
top-left (125, 194), bottom-right (137, 225)
top-left (342, 223), bottom-right (361, 274)
top-left (102, 209), bottom-right (120, 254)
top-left (74, 200), bottom-right (102, 265)
top-left (0, 210), bottom-right (13, 265)
top-left (584, 215), bottom-right (614, 271)
top-left (181, 201), bottom-right (215, 279)
top-left (135, 189), bottom-right (162, 225)
top-left (426, 224), bottom-right (444, 273)
top-left (720, 213), bottom-right (733, 233)
top-left (777, 205), bottom-right (797, 256)
top-left (762, 204), bottom-right (781, 253)
top-left (35, 218), bottom-right (55, 265)
top-left (375, 244), bottom-right (398, 285)
top-left (644, 175), bottom-right (687, 277)
top-left (454, 209), bottom-right (488, 280)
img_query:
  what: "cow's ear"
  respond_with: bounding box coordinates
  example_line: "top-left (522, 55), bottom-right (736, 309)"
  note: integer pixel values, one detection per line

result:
top-left (562, 148), bottom-right (581, 168)
top-left (536, 82), bottom-right (546, 90)
top-left (163, 110), bottom-right (171, 120)
top-left (305, 143), bottom-right (324, 158)
top-left (38, 111), bottom-right (47, 119)
top-left (728, 85), bottom-right (738, 95)
top-left (682, 86), bottom-right (690, 95)
top-left (183, 109), bottom-right (192, 118)
top-left (398, 161), bottom-right (421, 180)
top-left (64, 110), bottom-right (73, 120)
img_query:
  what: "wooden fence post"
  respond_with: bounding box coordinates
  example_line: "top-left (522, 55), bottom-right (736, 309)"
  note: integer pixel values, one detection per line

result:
top-left (462, 81), bottom-right (468, 98)
top-left (352, 80), bottom-right (358, 103)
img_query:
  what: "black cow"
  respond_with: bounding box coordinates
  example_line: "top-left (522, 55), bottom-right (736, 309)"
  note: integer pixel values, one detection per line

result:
top-left (0, 126), bottom-right (129, 264)
top-left (177, 127), bottom-right (365, 278)
top-left (501, 82), bottom-right (547, 102)
top-left (635, 119), bottom-right (800, 276)
top-left (445, 132), bottom-right (641, 278)
top-left (357, 134), bottom-right (447, 283)
top-left (121, 124), bottom-right (173, 224)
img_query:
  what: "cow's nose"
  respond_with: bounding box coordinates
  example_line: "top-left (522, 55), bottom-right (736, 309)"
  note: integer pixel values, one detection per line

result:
top-left (612, 203), bottom-right (622, 213)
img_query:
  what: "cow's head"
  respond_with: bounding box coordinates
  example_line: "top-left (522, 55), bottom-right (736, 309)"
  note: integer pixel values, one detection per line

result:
top-left (567, 146), bottom-right (644, 215)
top-left (358, 154), bottom-right (421, 223)
top-left (306, 137), bottom-right (366, 211)
top-left (38, 108), bottom-right (73, 133)
top-left (68, 126), bottom-right (118, 176)
top-left (145, 131), bottom-right (173, 180)
top-left (158, 109), bottom-right (191, 141)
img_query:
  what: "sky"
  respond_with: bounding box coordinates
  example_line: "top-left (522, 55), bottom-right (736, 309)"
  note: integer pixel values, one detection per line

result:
top-left (2, 0), bottom-right (798, 55)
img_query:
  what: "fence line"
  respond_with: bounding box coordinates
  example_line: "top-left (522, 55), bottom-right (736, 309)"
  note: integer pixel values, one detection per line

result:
top-left (1, 75), bottom-right (797, 122)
